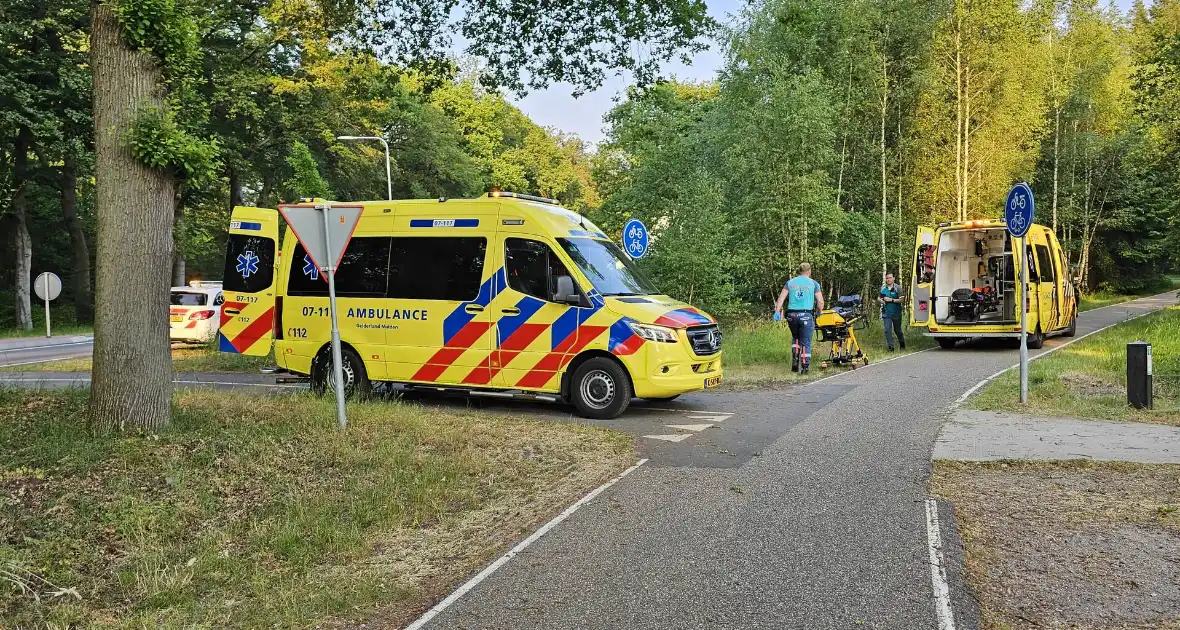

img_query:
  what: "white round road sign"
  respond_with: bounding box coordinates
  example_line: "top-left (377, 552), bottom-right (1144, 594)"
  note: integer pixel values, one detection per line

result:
top-left (34, 272), bottom-right (62, 301)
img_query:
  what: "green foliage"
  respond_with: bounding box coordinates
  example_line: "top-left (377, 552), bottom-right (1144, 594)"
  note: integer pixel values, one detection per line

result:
top-left (125, 106), bottom-right (220, 184)
top-left (111, 0), bottom-right (201, 82)
top-left (285, 141), bottom-right (333, 200)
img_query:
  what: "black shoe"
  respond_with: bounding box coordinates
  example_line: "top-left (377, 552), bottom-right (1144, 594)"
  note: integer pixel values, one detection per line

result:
top-left (800, 366), bottom-right (809, 375)
top-left (887, 347), bottom-right (895, 352)
top-left (900, 344), bottom-right (906, 350)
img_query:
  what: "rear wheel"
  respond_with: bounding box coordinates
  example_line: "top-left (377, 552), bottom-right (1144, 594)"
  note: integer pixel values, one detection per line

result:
top-left (936, 337), bottom-right (959, 349)
top-left (310, 346), bottom-right (371, 400)
top-left (1062, 308), bottom-right (1078, 337)
top-left (1027, 326), bottom-right (1045, 349)
top-left (570, 358), bottom-right (632, 419)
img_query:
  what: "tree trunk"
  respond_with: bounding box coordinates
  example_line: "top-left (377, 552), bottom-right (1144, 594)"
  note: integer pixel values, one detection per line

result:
top-left (12, 127), bottom-right (33, 331)
top-left (172, 201), bottom-right (186, 286)
top-left (879, 51), bottom-right (888, 282)
top-left (88, 2), bottom-right (177, 432)
top-left (954, 9), bottom-right (964, 223)
top-left (962, 68), bottom-right (971, 221)
top-left (1052, 103), bottom-right (1060, 232)
top-left (61, 153), bottom-right (94, 323)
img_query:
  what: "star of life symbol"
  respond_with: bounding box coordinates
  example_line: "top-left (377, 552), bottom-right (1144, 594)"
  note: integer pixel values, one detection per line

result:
top-left (302, 254), bottom-right (319, 280)
top-left (236, 250), bottom-right (259, 278)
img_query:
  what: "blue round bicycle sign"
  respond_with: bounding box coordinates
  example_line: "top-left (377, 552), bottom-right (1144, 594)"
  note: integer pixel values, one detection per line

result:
top-left (623, 218), bottom-right (650, 259)
top-left (1005, 182), bottom-right (1035, 238)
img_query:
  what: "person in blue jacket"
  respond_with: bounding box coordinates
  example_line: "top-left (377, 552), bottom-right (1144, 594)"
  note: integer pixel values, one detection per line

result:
top-left (774, 262), bottom-right (825, 374)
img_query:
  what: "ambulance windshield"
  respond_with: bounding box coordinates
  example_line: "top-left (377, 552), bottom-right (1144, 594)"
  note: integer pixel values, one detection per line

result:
top-left (558, 238), bottom-right (660, 297)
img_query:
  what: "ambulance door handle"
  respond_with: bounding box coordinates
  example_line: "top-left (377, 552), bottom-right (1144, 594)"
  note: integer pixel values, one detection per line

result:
top-left (501, 308), bottom-right (521, 315)
top-left (464, 304), bottom-right (484, 314)
top-left (224, 307), bottom-right (242, 316)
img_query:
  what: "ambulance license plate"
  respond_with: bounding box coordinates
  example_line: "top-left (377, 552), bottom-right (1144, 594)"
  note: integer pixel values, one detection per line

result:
top-left (170, 314), bottom-right (183, 323)
top-left (703, 375), bottom-right (722, 389)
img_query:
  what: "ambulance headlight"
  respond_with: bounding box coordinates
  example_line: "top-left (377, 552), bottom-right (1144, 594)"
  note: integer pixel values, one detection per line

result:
top-left (628, 322), bottom-right (678, 343)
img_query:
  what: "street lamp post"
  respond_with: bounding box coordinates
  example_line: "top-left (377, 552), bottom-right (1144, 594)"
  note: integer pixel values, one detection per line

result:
top-left (335, 135), bottom-right (392, 201)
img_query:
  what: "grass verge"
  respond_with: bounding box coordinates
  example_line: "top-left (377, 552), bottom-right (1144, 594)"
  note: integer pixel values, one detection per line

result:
top-left (969, 305), bottom-right (1180, 426)
top-left (1078, 276), bottom-right (1180, 312)
top-left (1, 346), bottom-right (270, 374)
top-left (0, 389), bottom-right (632, 628)
top-left (720, 317), bottom-right (933, 389)
top-left (0, 324), bottom-right (93, 340)
top-left (933, 460), bottom-right (1180, 630)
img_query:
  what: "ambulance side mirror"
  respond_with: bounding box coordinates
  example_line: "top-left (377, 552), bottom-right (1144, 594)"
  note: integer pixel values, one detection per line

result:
top-left (553, 275), bottom-right (580, 305)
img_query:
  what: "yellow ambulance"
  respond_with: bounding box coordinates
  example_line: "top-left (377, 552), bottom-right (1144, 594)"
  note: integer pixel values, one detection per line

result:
top-left (217, 192), bottom-right (723, 418)
top-left (910, 218), bottom-right (1078, 349)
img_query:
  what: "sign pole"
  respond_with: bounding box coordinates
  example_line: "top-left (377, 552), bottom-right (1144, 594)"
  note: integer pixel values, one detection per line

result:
top-left (1019, 236), bottom-right (1029, 404)
top-left (43, 274), bottom-right (51, 338)
top-left (320, 203), bottom-right (348, 429)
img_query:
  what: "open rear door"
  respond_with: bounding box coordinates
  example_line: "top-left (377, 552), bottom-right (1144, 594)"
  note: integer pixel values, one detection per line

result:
top-left (219, 206), bottom-right (280, 356)
top-left (910, 226), bottom-right (937, 327)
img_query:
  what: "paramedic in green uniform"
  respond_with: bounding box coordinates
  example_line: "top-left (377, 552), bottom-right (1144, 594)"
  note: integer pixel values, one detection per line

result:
top-left (774, 262), bottom-right (824, 374)
top-left (880, 272), bottom-right (906, 351)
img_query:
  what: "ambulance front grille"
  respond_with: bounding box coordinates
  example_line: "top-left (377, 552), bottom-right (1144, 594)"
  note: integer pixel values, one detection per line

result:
top-left (686, 325), bottom-right (722, 356)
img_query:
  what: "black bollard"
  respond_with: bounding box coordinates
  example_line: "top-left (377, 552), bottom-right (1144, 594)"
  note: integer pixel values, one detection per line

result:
top-left (1127, 341), bottom-right (1152, 410)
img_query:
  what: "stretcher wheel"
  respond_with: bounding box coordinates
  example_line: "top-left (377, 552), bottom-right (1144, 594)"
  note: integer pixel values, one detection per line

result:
top-left (862, 357), bottom-right (869, 366)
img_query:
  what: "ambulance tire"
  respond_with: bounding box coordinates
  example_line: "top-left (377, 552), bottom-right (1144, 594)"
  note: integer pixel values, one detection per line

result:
top-left (1027, 327), bottom-right (1045, 350)
top-left (570, 358), bottom-right (632, 420)
top-left (310, 346), bottom-right (371, 400)
top-left (1062, 308), bottom-right (1078, 337)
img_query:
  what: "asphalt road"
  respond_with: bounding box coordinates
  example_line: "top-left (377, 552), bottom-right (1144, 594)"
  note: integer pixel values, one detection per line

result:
top-left (1, 294), bottom-right (1175, 629)
top-left (414, 292), bottom-right (1177, 630)
top-left (0, 334), bottom-right (94, 369)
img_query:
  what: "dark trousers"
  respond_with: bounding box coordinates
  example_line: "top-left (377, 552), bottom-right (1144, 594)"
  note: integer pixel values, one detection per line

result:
top-left (883, 313), bottom-right (906, 349)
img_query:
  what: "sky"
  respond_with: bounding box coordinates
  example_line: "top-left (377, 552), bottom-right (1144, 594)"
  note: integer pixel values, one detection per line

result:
top-left (511, 0), bottom-right (1143, 146)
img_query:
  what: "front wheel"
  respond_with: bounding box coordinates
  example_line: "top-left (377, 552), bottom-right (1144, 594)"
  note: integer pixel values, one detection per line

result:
top-left (570, 358), bottom-right (632, 420)
top-left (310, 346), bottom-right (371, 400)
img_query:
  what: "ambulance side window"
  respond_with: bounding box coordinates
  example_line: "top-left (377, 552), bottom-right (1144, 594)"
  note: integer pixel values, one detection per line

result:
top-left (288, 237), bottom-right (391, 298)
top-left (1035, 245), bottom-right (1055, 282)
top-left (505, 238), bottom-right (573, 302)
top-left (223, 234), bottom-right (275, 294)
top-left (388, 237), bottom-right (486, 301)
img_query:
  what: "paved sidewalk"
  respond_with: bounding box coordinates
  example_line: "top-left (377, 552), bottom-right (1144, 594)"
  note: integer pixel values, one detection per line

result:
top-left (934, 409), bottom-right (1180, 463)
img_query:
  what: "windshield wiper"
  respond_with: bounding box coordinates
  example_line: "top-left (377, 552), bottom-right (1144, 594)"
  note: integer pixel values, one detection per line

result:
top-left (603, 291), bottom-right (645, 297)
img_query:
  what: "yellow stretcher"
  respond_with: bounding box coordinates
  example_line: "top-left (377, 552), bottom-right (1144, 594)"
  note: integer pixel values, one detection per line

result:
top-left (815, 295), bottom-right (869, 369)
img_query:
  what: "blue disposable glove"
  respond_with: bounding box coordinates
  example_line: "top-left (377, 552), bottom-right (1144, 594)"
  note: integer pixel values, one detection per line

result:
top-left (773, 312), bottom-right (782, 322)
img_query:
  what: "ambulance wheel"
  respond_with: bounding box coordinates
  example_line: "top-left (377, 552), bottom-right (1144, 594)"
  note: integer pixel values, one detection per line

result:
top-left (1062, 308), bottom-right (1078, 337)
top-left (310, 346), bottom-right (371, 400)
top-left (570, 358), bottom-right (632, 420)
top-left (1027, 327), bottom-right (1045, 350)
top-left (937, 338), bottom-right (959, 349)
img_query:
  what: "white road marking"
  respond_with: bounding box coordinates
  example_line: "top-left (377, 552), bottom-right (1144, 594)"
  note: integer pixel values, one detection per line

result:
top-left (642, 434), bottom-right (693, 443)
top-left (663, 423), bottom-right (714, 432)
top-left (403, 458), bottom-right (650, 630)
top-left (0, 353), bottom-right (93, 369)
top-left (641, 406), bottom-right (734, 414)
top-left (925, 498), bottom-right (957, 630)
top-left (953, 293), bottom-right (1177, 407)
top-left (685, 413), bottom-right (733, 423)
top-left (0, 338), bottom-right (93, 353)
